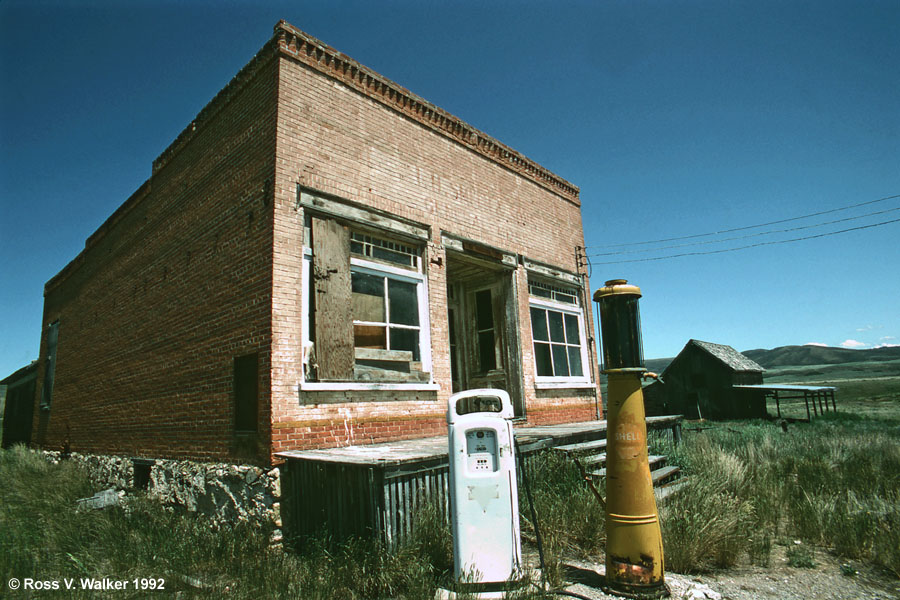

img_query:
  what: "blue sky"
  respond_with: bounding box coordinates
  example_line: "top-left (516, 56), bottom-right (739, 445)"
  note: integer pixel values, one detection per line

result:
top-left (1, 0), bottom-right (898, 377)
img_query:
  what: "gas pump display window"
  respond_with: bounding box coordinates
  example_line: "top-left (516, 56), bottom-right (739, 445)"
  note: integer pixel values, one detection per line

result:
top-left (455, 395), bottom-right (503, 416)
top-left (465, 429), bottom-right (498, 473)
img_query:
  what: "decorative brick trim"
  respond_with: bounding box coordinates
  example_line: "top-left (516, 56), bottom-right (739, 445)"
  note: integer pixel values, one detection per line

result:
top-left (273, 21), bottom-right (580, 205)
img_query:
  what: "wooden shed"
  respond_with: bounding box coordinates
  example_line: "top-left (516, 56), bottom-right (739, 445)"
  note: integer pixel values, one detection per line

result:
top-left (1, 361), bottom-right (38, 448)
top-left (655, 339), bottom-right (765, 420)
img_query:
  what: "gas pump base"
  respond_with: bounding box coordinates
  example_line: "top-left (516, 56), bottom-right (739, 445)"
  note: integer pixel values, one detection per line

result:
top-left (600, 580), bottom-right (670, 600)
top-left (434, 581), bottom-right (528, 600)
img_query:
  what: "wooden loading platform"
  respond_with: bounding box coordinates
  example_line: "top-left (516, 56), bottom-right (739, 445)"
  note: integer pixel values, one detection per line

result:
top-left (277, 416), bottom-right (683, 546)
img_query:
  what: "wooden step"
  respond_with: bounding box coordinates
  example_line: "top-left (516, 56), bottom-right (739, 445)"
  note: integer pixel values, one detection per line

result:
top-left (589, 455), bottom-right (667, 479)
top-left (650, 465), bottom-right (680, 486)
top-left (555, 438), bottom-right (608, 454)
top-left (655, 476), bottom-right (689, 501)
top-left (579, 452), bottom-right (606, 466)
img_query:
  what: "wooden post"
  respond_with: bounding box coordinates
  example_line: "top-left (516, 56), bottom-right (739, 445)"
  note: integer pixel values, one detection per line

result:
top-left (804, 391), bottom-right (812, 421)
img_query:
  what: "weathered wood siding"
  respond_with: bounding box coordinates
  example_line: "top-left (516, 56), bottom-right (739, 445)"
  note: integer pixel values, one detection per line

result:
top-left (282, 456), bottom-right (450, 547)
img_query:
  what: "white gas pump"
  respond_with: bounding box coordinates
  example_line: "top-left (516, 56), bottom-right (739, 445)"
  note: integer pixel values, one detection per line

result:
top-left (447, 389), bottom-right (522, 594)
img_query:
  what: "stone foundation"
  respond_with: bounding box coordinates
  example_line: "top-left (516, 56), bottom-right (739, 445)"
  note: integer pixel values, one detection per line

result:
top-left (42, 451), bottom-right (282, 542)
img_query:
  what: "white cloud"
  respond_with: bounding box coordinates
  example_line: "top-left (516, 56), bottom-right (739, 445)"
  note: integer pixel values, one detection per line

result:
top-left (840, 339), bottom-right (868, 349)
top-left (803, 342), bottom-right (829, 347)
top-left (880, 336), bottom-right (897, 341)
top-left (874, 343), bottom-right (900, 348)
top-left (856, 325), bottom-right (874, 332)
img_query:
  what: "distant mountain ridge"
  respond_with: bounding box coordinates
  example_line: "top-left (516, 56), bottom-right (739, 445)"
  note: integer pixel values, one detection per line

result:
top-left (741, 345), bottom-right (900, 369)
top-left (644, 344), bottom-right (900, 372)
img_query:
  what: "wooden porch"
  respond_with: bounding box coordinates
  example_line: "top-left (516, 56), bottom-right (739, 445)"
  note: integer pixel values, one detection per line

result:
top-left (276, 416), bottom-right (683, 546)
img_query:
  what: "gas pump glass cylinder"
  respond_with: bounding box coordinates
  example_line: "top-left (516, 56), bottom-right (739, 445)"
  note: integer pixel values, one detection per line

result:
top-left (594, 279), bottom-right (644, 371)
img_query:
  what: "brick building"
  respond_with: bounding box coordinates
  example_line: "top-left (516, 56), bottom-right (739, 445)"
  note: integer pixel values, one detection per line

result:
top-left (34, 21), bottom-right (601, 465)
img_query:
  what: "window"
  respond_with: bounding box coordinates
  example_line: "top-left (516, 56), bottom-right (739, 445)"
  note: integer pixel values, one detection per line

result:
top-left (303, 217), bottom-right (432, 387)
top-left (528, 280), bottom-right (590, 384)
top-left (234, 353), bottom-right (259, 432)
top-left (474, 289), bottom-right (498, 373)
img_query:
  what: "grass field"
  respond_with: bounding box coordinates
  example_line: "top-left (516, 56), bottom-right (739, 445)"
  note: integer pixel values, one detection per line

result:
top-left (2, 361), bottom-right (898, 598)
top-left (762, 359), bottom-right (900, 421)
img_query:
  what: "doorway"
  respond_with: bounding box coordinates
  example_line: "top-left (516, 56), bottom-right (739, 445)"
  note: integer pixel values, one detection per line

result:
top-left (446, 253), bottom-right (524, 417)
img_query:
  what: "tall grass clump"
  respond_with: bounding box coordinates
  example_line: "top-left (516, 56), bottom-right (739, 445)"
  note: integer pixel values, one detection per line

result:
top-left (659, 436), bottom-right (758, 572)
top-left (519, 450), bottom-right (606, 587)
top-left (660, 412), bottom-right (900, 576)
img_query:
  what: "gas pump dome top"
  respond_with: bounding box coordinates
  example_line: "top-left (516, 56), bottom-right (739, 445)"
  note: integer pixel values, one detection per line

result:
top-left (593, 279), bottom-right (642, 301)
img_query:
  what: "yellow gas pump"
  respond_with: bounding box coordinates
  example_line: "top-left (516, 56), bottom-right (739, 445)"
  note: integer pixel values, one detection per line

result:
top-left (593, 279), bottom-right (667, 599)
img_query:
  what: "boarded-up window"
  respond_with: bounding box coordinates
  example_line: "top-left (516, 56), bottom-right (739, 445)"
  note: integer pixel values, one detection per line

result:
top-left (234, 353), bottom-right (259, 432)
top-left (40, 321), bottom-right (59, 409)
top-left (312, 218), bottom-right (354, 380)
top-left (305, 217), bottom-right (430, 383)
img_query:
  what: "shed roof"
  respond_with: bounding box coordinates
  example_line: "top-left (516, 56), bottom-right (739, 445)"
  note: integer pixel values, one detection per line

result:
top-left (685, 339), bottom-right (765, 373)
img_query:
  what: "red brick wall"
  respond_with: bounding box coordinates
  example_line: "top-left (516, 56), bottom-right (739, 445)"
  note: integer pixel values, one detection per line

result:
top-left (269, 25), bottom-right (601, 457)
top-left (33, 22), bottom-right (602, 465)
top-left (34, 50), bottom-right (280, 463)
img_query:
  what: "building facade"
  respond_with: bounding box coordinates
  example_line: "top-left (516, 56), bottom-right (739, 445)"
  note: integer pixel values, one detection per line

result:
top-left (34, 21), bottom-right (601, 465)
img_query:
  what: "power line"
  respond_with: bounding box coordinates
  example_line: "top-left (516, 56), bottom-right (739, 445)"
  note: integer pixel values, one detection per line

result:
top-left (586, 193), bottom-right (900, 250)
top-left (591, 216), bottom-right (900, 265)
top-left (587, 205), bottom-right (900, 257)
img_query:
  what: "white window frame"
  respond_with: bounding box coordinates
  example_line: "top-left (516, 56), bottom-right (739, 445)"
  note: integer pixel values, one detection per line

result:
top-left (300, 238), bottom-right (437, 392)
top-left (529, 288), bottom-right (593, 389)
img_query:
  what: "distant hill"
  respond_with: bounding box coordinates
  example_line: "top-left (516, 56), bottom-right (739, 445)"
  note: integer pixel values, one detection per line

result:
top-left (643, 344), bottom-right (900, 372)
top-left (742, 345), bottom-right (900, 369)
top-left (645, 357), bottom-right (674, 373)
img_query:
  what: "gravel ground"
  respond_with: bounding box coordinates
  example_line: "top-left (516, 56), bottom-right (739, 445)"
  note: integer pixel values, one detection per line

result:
top-left (543, 544), bottom-right (900, 600)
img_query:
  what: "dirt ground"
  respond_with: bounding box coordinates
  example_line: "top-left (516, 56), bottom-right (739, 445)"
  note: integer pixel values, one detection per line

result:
top-left (537, 543), bottom-right (900, 600)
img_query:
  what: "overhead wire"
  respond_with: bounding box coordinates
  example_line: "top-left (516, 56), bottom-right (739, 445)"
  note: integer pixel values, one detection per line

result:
top-left (591, 216), bottom-right (900, 265)
top-left (587, 204), bottom-right (900, 257)
top-left (585, 193), bottom-right (900, 250)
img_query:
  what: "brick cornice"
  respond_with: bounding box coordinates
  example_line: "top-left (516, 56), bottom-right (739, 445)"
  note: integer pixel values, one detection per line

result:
top-left (274, 21), bottom-right (580, 205)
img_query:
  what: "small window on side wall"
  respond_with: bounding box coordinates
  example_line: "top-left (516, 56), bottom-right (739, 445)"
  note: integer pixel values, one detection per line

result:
top-left (233, 353), bottom-right (258, 432)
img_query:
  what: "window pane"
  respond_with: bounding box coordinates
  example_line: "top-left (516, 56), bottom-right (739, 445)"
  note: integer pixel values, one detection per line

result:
top-left (530, 307), bottom-right (549, 342)
top-left (552, 344), bottom-right (570, 377)
top-left (531, 286), bottom-right (552, 299)
top-left (354, 324), bottom-right (386, 349)
top-left (534, 342), bottom-right (553, 377)
top-left (548, 311), bottom-right (565, 343)
top-left (568, 346), bottom-right (584, 377)
top-left (475, 290), bottom-right (494, 331)
top-left (478, 330), bottom-right (497, 372)
top-left (373, 245), bottom-right (413, 267)
top-left (564, 313), bottom-right (581, 345)
top-left (390, 327), bottom-right (420, 361)
top-left (352, 272), bottom-right (385, 322)
top-left (388, 279), bottom-right (419, 326)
